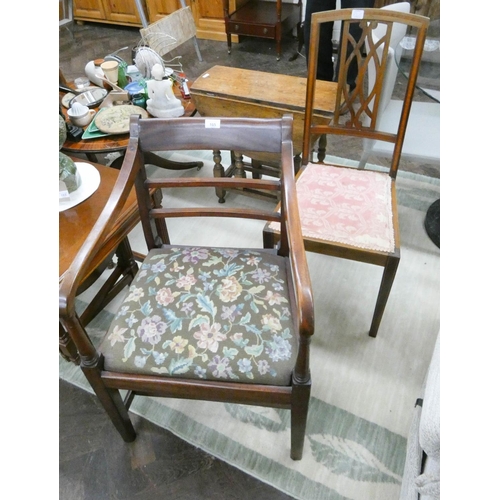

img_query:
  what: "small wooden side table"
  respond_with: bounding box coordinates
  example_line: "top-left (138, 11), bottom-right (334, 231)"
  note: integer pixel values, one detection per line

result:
top-left (223, 0), bottom-right (302, 61)
top-left (190, 65), bottom-right (337, 202)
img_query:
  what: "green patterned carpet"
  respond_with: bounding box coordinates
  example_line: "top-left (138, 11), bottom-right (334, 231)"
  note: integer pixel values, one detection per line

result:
top-left (60, 151), bottom-right (440, 500)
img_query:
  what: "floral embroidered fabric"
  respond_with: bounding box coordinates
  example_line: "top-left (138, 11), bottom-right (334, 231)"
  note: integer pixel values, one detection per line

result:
top-left (270, 163), bottom-right (395, 253)
top-left (101, 246), bottom-right (297, 386)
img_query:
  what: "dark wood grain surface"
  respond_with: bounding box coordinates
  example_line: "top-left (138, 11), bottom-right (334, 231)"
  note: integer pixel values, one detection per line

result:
top-left (190, 65), bottom-right (337, 156)
top-left (59, 158), bottom-right (139, 280)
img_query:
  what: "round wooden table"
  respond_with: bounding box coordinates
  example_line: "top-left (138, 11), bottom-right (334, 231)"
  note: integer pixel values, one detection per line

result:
top-left (60, 84), bottom-right (203, 170)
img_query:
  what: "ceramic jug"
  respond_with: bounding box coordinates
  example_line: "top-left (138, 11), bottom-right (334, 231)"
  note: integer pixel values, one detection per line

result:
top-left (67, 102), bottom-right (96, 127)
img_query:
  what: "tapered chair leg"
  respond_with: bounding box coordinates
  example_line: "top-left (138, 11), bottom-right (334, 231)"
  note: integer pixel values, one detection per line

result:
top-left (82, 363), bottom-right (137, 442)
top-left (290, 380), bottom-right (311, 460)
top-left (369, 254), bottom-right (400, 338)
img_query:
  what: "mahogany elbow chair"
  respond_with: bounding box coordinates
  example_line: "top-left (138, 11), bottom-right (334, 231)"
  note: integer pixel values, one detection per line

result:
top-left (59, 114), bottom-right (314, 460)
top-left (263, 7), bottom-right (430, 338)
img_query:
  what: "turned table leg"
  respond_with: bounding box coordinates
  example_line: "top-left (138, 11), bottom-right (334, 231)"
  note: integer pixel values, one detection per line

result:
top-left (213, 149), bottom-right (226, 203)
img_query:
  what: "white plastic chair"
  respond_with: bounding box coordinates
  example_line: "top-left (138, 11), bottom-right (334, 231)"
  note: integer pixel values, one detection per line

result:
top-left (360, 2), bottom-right (440, 167)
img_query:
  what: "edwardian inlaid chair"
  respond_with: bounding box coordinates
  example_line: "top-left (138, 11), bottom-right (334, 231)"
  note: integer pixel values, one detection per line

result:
top-left (59, 115), bottom-right (314, 460)
top-left (264, 7), bottom-right (429, 338)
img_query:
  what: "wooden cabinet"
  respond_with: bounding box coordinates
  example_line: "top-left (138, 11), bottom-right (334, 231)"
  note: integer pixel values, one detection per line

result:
top-left (191, 0), bottom-right (225, 42)
top-left (147, 0), bottom-right (189, 23)
top-left (149, 0), bottom-right (237, 42)
top-left (72, 0), bottom-right (241, 39)
top-left (72, 0), bottom-right (438, 42)
top-left (73, 0), bottom-right (146, 26)
top-left (73, 0), bottom-right (107, 21)
top-left (146, 0), bottom-right (230, 40)
top-left (104, 0), bottom-right (145, 25)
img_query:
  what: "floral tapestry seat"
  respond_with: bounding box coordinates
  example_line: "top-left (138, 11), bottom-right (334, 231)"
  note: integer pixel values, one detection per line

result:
top-left (100, 245), bottom-right (298, 386)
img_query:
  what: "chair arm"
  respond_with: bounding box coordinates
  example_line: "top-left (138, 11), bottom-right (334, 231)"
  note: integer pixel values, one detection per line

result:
top-left (281, 136), bottom-right (314, 341)
top-left (59, 135), bottom-right (141, 323)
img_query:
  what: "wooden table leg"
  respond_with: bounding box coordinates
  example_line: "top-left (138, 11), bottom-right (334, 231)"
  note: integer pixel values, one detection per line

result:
top-left (213, 149), bottom-right (227, 203)
top-left (251, 158), bottom-right (263, 179)
top-left (233, 153), bottom-right (246, 178)
top-left (78, 237), bottom-right (138, 327)
top-left (214, 150), bottom-right (281, 203)
top-left (86, 153), bottom-right (100, 163)
top-left (59, 322), bottom-right (80, 365)
top-left (317, 134), bottom-right (327, 163)
top-left (61, 239), bottom-right (138, 365)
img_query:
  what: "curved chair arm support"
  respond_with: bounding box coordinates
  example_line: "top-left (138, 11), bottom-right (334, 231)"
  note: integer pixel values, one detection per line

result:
top-left (279, 116), bottom-right (315, 382)
top-left (59, 128), bottom-right (142, 357)
top-left (282, 142), bottom-right (314, 336)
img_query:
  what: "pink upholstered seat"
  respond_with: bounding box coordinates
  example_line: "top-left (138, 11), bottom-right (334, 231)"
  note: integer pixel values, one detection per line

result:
top-left (271, 163), bottom-right (394, 253)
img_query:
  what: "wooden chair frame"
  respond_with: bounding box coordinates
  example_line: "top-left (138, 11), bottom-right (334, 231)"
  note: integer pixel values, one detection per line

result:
top-left (264, 8), bottom-right (429, 338)
top-left (59, 115), bottom-right (314, 460)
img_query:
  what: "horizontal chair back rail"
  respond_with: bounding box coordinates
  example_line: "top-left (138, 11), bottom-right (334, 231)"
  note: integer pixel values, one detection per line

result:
top-left (150, 207), bottom-right (282, 222)
top-left (136, 116), bottom-right (288, 153)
